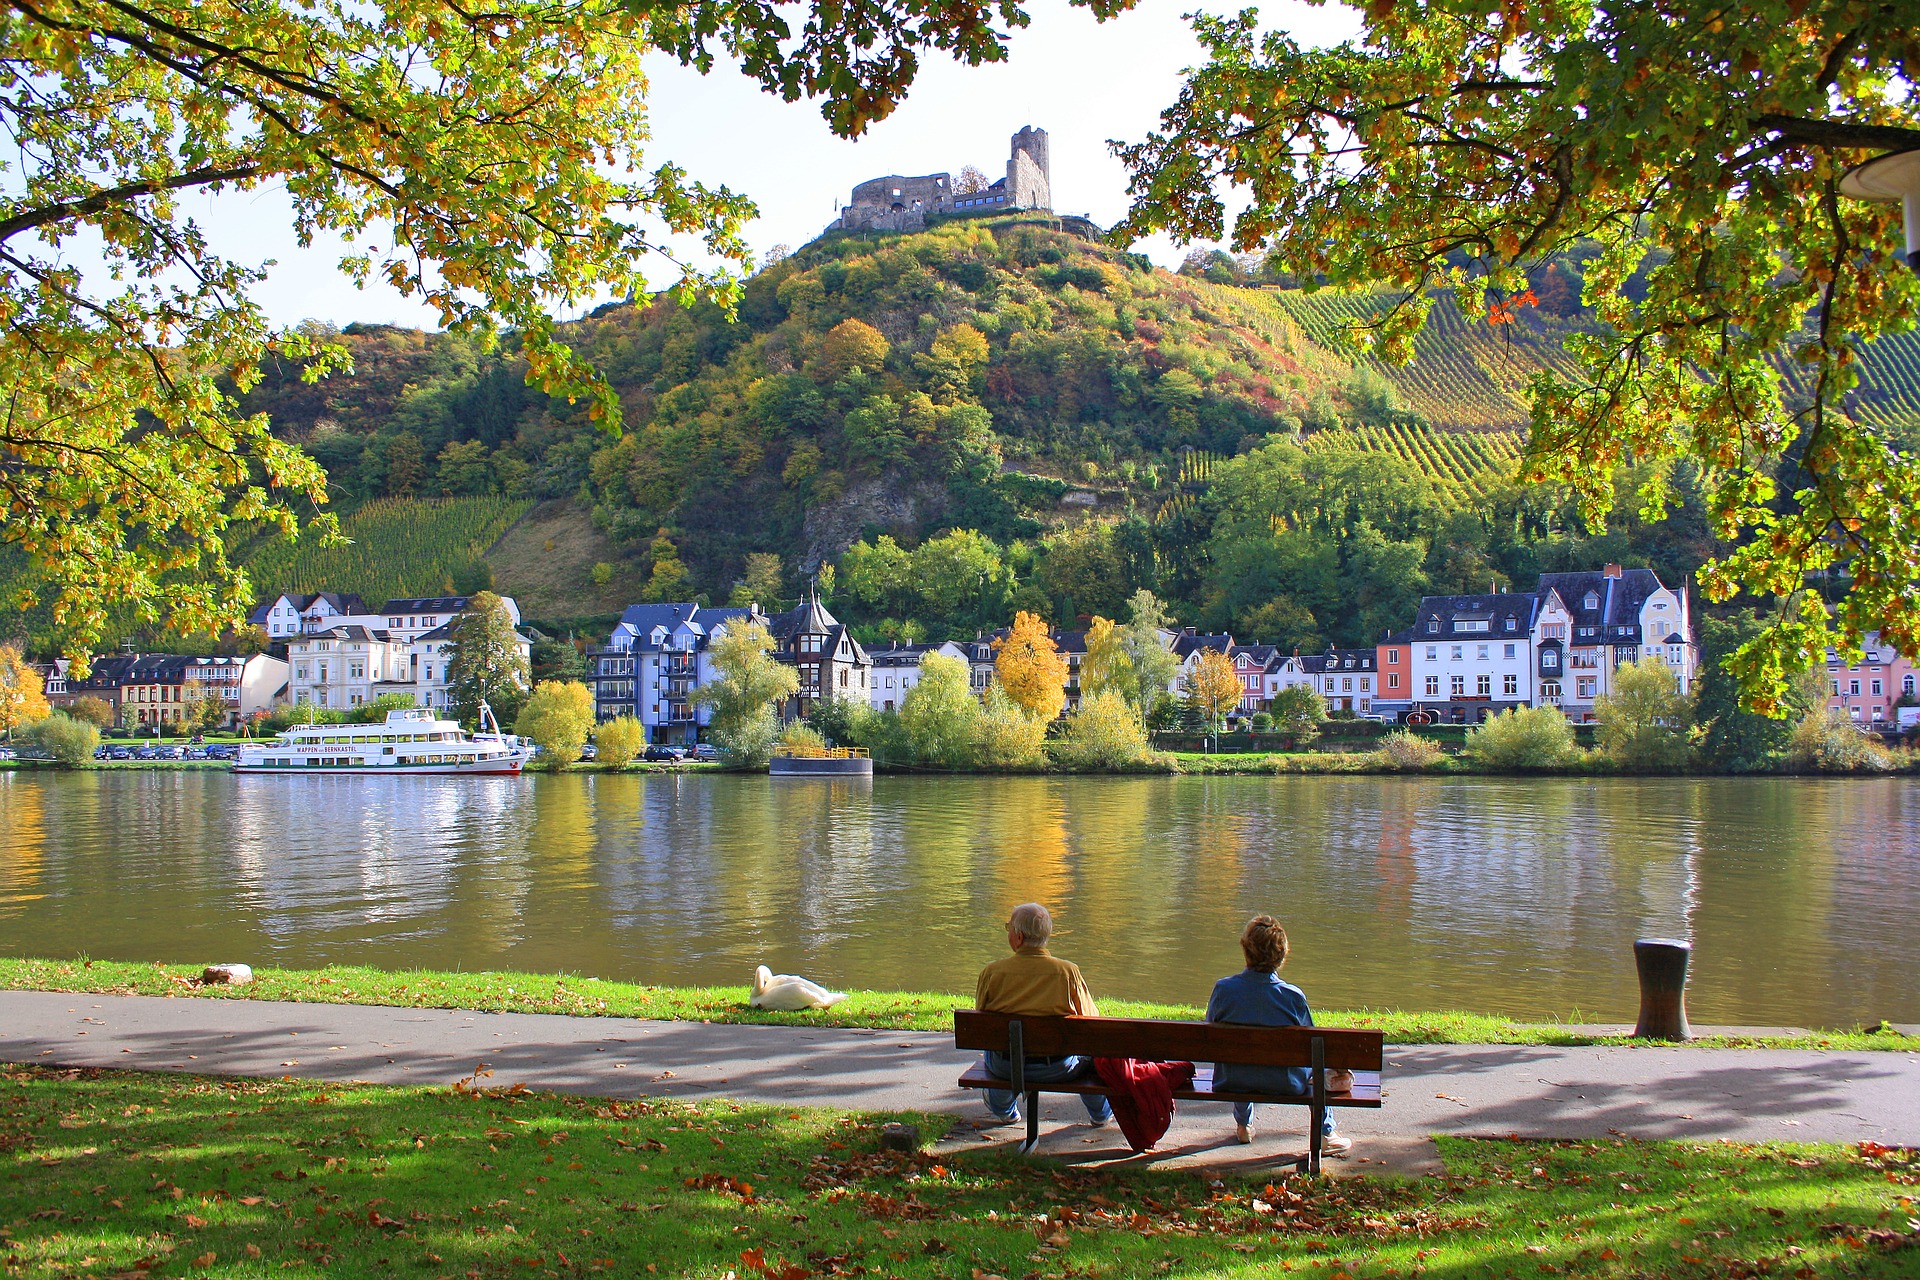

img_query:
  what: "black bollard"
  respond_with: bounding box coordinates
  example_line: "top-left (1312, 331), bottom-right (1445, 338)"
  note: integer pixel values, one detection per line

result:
top-left (1632, 938), bottom-right (1692, 1041)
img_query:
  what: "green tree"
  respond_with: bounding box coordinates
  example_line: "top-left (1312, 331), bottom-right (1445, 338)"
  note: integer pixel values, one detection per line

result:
top-left (1596, 658), bottom-right (1692, 772)
top-left (350, 692), bottom-right (420, 725)
top-left (820, 319), bottom-right (891, 379)
top-left (642, 530), bottom-right (692, 603)
top-left (1269, 684), bottom-right (1324, 749)
top-left (1080, 616), bottom-right (1132, 705)
top-left (1120, 590), bottom-right (1180, 726)
top-left (699, 621), bottom-right (799, 767)
top-left (531, 640), bottom-right (589, 685)
top-left (23, 713), bottom-right (99, 767)
top-left (595, 715), bottom-right (645, 768)
top-left (1118, 2), bottom-right (1920, 705)
top-left (436, 439), bottom-right (495, 495)
top-left (184, 694), bottom-right (230, 735)
top-left (443, 591), bottom-right (530, 729)
top-left (741, 553), bottom-right (785, 610)
top-left (515, 680), bottom-right (596, 769)
top-left (1464, 706), bottom-right (1582, 772)
top-left (66, 696), bottom-right (115, 730)
top-left (898, 653), bottom-right (979, 768)
top-left (1692, 614), bottom-right (1795, 773)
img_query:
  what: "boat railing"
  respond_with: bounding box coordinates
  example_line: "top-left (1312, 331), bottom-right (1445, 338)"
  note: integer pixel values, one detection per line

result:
top-left (771, 745), bottom-right (869, 759)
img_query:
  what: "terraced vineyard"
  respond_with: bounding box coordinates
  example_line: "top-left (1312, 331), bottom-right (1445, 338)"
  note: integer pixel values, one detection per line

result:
top-left (244, 496), bottom-right (530, 604)
top-left (1305, 422), bottom-right (1528, 509)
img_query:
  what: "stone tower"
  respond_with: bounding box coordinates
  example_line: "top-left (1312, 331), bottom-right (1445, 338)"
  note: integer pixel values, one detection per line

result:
top-left (1006, 126), bottom-right (1052, 212)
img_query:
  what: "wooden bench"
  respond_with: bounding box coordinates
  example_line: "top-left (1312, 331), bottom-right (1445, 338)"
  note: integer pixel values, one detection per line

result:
top-left (953, 1010), bottom-right (1384, 1173)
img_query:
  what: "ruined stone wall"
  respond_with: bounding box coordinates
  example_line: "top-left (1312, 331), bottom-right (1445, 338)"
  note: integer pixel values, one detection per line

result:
top-left (833, 127), bottom-right (1052, 235)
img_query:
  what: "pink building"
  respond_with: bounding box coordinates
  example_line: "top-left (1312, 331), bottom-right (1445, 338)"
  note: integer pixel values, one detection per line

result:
top-left (1826, 632), bottom-right (1916, 728)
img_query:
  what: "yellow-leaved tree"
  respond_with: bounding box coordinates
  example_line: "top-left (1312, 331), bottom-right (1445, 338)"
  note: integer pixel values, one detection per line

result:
top-left (1182, 648), bottom-right (1243, 749)
top-left (595, 716), bottom-right (645, 769)
top-left (515, 681), bottom-right (596, 769)
top-left (0, 645), bottom-right (50, 737)
top-left (993, 610), bottom-right (1068, 721)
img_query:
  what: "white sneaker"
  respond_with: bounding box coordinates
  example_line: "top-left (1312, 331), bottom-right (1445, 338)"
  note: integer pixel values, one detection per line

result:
top-left (1234, 1122), bottom-right (1255, 1144)
top-left (1322, 1132), bottom-right (1353, 1157)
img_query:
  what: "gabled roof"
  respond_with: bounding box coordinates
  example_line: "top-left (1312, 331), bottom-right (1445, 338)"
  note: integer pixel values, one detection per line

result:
top-left (1534, 568), bottom-right (1665, 628)
top-left (1171, 631), bottom-right (1234, 660)
top-left (768, 597), bottom-right (837, 641)
top-left (1413, 593), bottom-right (1537, 635)
top-left (1228, 643), bottom-right (1280, 669)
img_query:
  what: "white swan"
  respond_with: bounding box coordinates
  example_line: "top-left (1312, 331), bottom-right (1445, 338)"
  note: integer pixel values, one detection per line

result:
top-left (749, 964), bottom-right (847, 1011)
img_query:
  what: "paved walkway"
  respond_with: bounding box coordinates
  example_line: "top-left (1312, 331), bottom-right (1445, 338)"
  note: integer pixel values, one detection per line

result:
top-left (5, 992), bottom-right (1916, 1174)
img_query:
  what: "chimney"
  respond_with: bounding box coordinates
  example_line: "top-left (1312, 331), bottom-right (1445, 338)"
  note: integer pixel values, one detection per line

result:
top-left (1603, 563), bottom-right (1623, 579)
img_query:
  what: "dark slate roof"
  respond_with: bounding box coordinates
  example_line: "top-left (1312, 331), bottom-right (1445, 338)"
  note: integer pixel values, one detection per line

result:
top-left (767, 598), bottom-right (838, 641)
top-left (1229, 643), bottom-right (1280, 669)
top-left (1051, 629), bottom-right (1089, 655)
top-left (615, 603), bottom-right (758, 643)
top-left (1535, 569), bottom-right (1664, 628)
top-left (1172, 631), bottom-right (1235, 659)
top-left (305, 625), bottom-right (389, 643)
top-left (381, 596), bottom-right (469, 614)
top-left (869, 644), bottom-right (937, 668)
top-left (1412, 593), bottom-right (1537, 637)
top-left (1321, 647), bottom-right (1377, 672)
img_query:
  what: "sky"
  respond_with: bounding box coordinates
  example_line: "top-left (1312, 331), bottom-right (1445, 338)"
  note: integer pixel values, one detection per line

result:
top-left (202, 0), bottom-right (1364, 331)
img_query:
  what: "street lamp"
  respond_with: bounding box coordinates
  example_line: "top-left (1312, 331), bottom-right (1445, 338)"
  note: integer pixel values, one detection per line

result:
top-left (1840, 148), bottom-right (1920, 274)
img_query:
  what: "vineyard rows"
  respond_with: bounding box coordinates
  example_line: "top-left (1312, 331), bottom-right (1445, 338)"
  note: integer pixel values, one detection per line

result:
top-left (1305, 423), bottom-right (1527, 510)
top-left (245, 496), bottom-right (530, 604)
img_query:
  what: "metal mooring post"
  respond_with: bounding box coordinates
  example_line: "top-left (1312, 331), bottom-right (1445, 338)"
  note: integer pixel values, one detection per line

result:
top-left (1632, 937), bottom-right (1693, 1041)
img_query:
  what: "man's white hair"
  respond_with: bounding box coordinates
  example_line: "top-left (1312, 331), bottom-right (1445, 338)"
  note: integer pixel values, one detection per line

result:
top-left (1008, 901), bottom-right (1053, 944)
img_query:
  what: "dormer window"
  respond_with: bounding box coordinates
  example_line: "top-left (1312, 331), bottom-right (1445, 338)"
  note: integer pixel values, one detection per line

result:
top-left (1503, 617), bottom-right (1516, 631)
top-left (1583, 592), bottom-right (1599, 610)
top-left (1426, 618), bottom-right (1439, 634)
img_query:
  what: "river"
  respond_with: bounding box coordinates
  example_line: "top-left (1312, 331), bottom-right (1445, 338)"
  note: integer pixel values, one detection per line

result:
top-left (1, 771), bottom-right (1914, 1028)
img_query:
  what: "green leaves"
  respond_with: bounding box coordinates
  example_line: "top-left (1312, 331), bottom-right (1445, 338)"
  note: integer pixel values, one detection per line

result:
top-left (1117, 0), bottom-right (1920, 707)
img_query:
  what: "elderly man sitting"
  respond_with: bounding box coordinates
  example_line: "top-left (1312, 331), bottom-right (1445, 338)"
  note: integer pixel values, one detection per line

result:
top-left (972, 902), bottom-right (1112, 1127)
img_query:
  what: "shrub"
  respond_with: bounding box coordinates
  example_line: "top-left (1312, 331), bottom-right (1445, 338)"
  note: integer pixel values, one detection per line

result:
top-left (350, 692), bottom-right (418, 724)
top-left (1368, 729), bottom-right (1445, 771)
top-left (971, 685), bottom-right (1047, 769)
top-left (1787, 711), bottom-right (1892, 772)
top-left (1269, 685), bottom-right (1324, 746)
top-left (67, 695), bottom-right (115, 729)
top-left (778, 722), bottom-right (826, 751)
top-left (23, 713), bottom-right (100, 766)
top-left (1052, 691), bottom-right (1152, 770)
top-left (1250, 712), bottom-right (1274, 733)
top-left (595, 716), bottom-right (644, 767)
top-left (1464, 705), bottom-right (1582, 771)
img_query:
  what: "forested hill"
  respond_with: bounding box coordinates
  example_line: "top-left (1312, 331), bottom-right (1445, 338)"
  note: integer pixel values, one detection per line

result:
top-left (13, 214), bottom-right (1919, 653)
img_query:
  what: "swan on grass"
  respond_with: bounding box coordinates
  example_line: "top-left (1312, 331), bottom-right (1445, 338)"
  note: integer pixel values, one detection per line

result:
top-left (750, 965), bottom-right (847, 1011)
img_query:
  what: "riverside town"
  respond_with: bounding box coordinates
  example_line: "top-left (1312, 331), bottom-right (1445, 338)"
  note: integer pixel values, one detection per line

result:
top-left (4, 11), bottom-right (1920, 1280)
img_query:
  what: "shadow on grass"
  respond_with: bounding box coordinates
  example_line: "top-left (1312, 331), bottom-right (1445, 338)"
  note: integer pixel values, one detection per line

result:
top-left (3, 1065), bottom-right (1918, 1280)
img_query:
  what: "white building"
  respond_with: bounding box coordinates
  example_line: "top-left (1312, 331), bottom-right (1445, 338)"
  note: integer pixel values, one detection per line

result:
top-left (588, 603), bottom-right (769, 742)
top-left (1533, 566), bottom-right (1693, 720)
top-left (1409, 593), bottom-right (1539, 722)
top-left (248, 592), bottom-right (377, 640)
top-left (867, 641), bottom-right (970, 712)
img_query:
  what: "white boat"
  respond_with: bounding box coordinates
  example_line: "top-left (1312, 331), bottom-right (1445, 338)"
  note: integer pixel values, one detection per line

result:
top-left (233, 705), bottom-right (531, 775)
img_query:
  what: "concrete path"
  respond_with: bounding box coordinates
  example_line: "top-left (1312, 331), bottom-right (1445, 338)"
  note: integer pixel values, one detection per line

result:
top-left (6, 991), bottom-right (1916, 1175)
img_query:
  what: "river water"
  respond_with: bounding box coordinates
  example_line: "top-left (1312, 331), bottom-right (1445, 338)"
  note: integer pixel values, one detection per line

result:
top-left (1, 771), bottom-right (1914, 1028)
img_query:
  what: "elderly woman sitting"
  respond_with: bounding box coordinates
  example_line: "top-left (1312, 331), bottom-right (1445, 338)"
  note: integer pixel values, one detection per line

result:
top-left (1206, 914), bottom-right (1352, 1155)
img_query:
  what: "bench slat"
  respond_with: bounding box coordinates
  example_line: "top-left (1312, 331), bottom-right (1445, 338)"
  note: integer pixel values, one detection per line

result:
top-left (956, 1063), bottom-right (1383, 1108)
top-left (953, 1010), bottom-right (1384, 1070)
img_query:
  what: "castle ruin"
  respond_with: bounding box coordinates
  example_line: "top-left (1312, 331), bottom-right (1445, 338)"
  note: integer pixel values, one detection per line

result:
top-left (834, 126), bottom-right (1052, 234)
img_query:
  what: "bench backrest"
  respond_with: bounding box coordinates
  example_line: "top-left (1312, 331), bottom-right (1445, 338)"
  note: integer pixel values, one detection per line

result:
top-left (953, 1010), bottom-right (1384, 1071)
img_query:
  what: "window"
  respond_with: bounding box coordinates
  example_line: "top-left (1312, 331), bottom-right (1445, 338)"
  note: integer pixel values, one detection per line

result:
top-left (1476, 674), bottom-right (1491, 697)
top-left (1906, 675), bottom-right (1915, 696)
top-left (1577, 677), bottom-right (1597, 698)
top-left (1360, 677), bottom-right (1370, 692)
top-left (1387, 649), bottom-right (1399, 665)
top-left (1424, 675), bottom-right (1439, 697)
top-left (1341, 677), bottom-right (1352, 692)
top-left (1872, 678), bottom-right (1883, 696)
top-left (1503, 673), bottom-right (1518, 697)
top-left (349, 662), bottom-right (365, 680)
top-left (1477, 644), bottom-right (1489, 660)
top-left (1504, 617), bottom-right (1516, 631)
top-left (1850, 679), bottom-right (1861, 696)
top-left (1426, 618), bottom-right (1439, 633)
top-left (1425, 646), bottom-right (1437, 661)
top-left (1451, 645), bottom-right (1463, 661)
top-left (1450, 675), bottom-right (1465, 697)
top-left (1457, 619), bottom-right (1489, 633)
top-left (1504, 644), bottom-right (1516, 659)
top-left (1388, 672), bottom-right (1400, 690)
top-left (1583, 592), bottom-right (1599, 610)
top-left (1541, 680), bottom-right (1561, 700)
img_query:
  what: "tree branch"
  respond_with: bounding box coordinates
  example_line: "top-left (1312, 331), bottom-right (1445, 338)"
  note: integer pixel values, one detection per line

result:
top-left (0, 164), bottom-right (264, 244)
top-left (1753, 114), bottom-right (1920, 151)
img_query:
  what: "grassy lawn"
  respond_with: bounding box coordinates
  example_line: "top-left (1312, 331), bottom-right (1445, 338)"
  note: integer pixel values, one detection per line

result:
top-left (4, 958), bottom-right (1915, 1053)
top-left (3, 1063), bottom-right (1917, 1279)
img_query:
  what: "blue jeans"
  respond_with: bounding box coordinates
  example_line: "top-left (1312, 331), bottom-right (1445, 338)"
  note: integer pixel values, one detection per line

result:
top-left (981, 1051), bottom-right (1112, 1124)
top-left (1234, 1100), bottom-right (1337, 1134)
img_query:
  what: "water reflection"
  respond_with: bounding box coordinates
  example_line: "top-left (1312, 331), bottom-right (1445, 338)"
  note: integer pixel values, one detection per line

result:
top-left (1, 772), bottom-right (1914, 1028)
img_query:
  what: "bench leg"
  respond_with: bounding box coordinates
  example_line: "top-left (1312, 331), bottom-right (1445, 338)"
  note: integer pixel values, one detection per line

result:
top-left (1020, 1091), bottom-right (1040, 1155)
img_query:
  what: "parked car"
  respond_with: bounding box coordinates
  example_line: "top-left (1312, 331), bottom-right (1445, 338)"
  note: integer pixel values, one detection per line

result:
top-left (93, 745), bottom-right (112, 761)
top-left (689, 743), bottom-right (721, 762)
top-left (106, 746), bottom-right (133, 761)
top-left (578, 742), bottom-right (597, 761)
top-left (205, 744), bottom-right (238, 761)
top-left (642, 745), bottom-right (685, 762)
top-left (184, 748), bottom-right (209, 761)
top-left (133, 746), bottom-right (160, 760)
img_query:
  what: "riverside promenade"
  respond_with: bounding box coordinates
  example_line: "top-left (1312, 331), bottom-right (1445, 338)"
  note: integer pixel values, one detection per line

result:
top-left (4, 991), bottom-right (1916, 1173)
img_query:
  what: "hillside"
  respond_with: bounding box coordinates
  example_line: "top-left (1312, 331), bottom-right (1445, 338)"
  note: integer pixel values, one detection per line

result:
top-left (7, 214), bottom-right (1917, 653)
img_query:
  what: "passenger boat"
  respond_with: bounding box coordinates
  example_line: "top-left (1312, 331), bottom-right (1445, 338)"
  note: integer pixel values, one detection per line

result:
top-left (233, 705), bottom-right (532, 775)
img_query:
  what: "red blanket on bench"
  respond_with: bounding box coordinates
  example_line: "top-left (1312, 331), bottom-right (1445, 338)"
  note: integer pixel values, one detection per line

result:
top-left (1093, 1058), bottom-right (1196, 1152)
